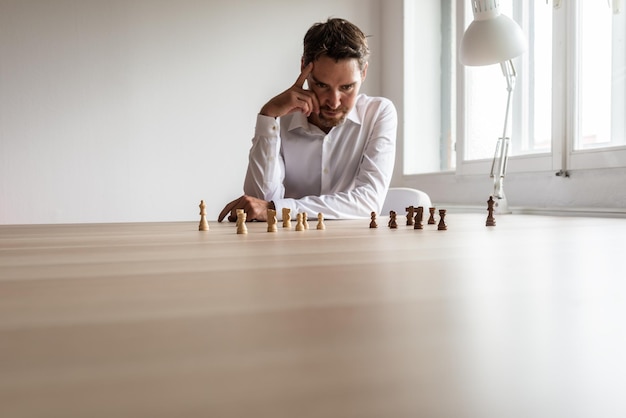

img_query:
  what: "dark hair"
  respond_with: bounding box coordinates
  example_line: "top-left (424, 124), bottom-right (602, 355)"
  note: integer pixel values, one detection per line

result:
top-left (302, 18), bottom-right (370, 71)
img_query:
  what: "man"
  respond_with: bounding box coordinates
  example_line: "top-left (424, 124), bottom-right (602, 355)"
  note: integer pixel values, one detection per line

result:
top-left (218, 18), bottom-right (396, 222)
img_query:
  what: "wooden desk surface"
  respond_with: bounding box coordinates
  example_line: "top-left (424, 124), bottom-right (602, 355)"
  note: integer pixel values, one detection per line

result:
top-left (1, 214), bottom-right (626, 418)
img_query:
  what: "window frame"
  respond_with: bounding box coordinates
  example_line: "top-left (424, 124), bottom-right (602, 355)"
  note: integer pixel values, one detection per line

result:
top-left (453, 0), bottom-right (626, 178)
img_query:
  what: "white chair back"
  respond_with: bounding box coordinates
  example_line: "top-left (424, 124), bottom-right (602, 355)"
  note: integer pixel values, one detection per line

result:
top-left (381, 187), bottom-right (432, 216)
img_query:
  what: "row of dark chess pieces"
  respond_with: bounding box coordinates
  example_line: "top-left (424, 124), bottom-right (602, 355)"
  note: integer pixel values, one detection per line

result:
top-left (370, 206), bottom-right (448, 230)
top-left (370, 196), bottom-right (498, 230)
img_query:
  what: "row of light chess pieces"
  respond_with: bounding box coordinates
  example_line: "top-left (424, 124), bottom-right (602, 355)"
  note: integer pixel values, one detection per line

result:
top-left (236, 208), bottom-right (325, 234)
top-left (197, 200), bottom-right (325, 233)
top-left (370, 206), bottom-right (448, 230)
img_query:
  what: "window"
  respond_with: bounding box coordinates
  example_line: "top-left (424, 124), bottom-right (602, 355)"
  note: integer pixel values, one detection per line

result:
top-left (464, 1), bottom-right (553, 161)
top-left (577, 0), bottom-right (626, 151)
top-left (404, 0), bottom-right (626, 175)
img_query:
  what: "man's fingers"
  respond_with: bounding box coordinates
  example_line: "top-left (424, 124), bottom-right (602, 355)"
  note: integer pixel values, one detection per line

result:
top-left (218, 196), bottom-right (242, 222)
top-left (296, 90), bottom-right (319, 116)
top-left (245, 200), bottom-right (265, 221)
top-left (294, 62), bottom-right (313, 89)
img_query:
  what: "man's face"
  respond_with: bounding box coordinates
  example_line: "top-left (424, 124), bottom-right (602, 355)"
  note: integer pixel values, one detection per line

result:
top-left (305, 55), bottom-right (367, 131)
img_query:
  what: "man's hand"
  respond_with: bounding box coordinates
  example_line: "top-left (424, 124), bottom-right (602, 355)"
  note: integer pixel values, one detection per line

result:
top-left (218, 195), bottom-right (272, 222)
top-left (259, 62), bottom-right (320, 118)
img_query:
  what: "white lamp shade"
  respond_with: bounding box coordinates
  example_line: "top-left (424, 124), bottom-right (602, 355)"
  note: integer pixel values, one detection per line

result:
top-left (460, 1), bottom-right (527, 66)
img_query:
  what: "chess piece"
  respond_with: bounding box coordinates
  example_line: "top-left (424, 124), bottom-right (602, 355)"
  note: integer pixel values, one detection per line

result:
top-left (235, 209), bottom-right (244, 227)
top-left (236, 210), bottom-right (248, 234)
top-left (369, 211), bottom-right (378, 228)
top-left (437, 209), bottom-right (447, 230)
top-left (316, 213), bottom-right (325, 230)
top-left (405, 206), bottom-right (415, 226)
top-left (295, 213), bottom-right (305, 231)
top-left (414, 206), bottom-right (424, 230)
top-left (388, 211), bottom-right (398, 229)
top-left (282, 208), bottom-right (291, 228)
top-left (428, 207), bottom-right (436, 225)
top-left (267, 208), bottom-right (278, 232)
top-left (302, 212), bottom-right (309, 230)
top-left (486, 196), bottom-right (496, 227)
top-left (198, 200), bottom-right (209, 231)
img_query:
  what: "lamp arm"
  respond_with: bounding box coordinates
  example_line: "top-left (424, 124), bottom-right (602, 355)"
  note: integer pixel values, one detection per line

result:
top-left (490, 59), bottom-right (516, 200)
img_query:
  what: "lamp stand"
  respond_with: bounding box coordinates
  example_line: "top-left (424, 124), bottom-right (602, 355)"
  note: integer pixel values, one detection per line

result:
top-left (489, 59), bottom-right (516, 214)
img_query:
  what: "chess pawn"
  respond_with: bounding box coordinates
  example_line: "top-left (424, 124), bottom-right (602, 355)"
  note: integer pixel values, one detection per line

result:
top-left (486, 196), bottom-right (496, 227)
top-left (267, 209), bottom-right (278, 232)
top-left (295, 213), bottom-right (305, 231)
top-left (437, 209), bottom-right (447, 230)
top-left (414, 206), bottom-right (424, 230)
top-left (428, 207), bottom-right (436, 224)
top-left (388, 211), bottom-right (398, 229)
top-left (198, 200), bottom-right (209, 231)
top-left (236, 211), bottom-right (248, 234)
top-left (316, 213), bottom-right (325, 230)
top-left (369, 211), bottom-right (378, 228)
top-left (302, 212), bottom-right (309, 230)
top-left (282, 208), bottom-right (292, 228)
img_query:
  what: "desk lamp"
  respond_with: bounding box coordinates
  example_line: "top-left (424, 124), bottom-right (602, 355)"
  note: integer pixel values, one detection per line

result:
top-left (460, 0), bottom-right (527, 213)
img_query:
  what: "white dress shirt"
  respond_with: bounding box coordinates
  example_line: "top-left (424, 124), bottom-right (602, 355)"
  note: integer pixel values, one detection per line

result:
top-left (243, 94), bottom-right (397, 219)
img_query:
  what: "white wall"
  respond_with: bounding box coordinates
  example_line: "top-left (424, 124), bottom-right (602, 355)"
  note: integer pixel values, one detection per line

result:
top-left (0, 0), bottom-right (381, 224)
top-left (3, 0), bottom-right (624, 225)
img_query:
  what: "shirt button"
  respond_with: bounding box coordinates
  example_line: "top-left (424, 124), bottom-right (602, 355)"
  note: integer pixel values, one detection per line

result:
top-left (323, 168), bottom-right (329, 174)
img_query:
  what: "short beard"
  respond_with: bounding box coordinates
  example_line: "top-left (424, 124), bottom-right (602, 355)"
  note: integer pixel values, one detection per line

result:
top-left (315, 107), bottom-right (348, 129)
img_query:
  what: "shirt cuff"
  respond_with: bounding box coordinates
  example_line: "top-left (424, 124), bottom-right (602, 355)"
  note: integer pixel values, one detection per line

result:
top-left (272, 198), bottom-right (297, 220)
top-left (255, 114), bottom-right (280, 138)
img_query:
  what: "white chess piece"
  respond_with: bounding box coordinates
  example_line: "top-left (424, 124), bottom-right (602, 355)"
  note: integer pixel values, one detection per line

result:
top-left (198, 200), bottom-right (209, 231)
top-left (282, 208), bottom-right (291, 228)
top-left (236, 211), bottom-right (248, 234)
top-left (295, 213), bottom-right (304, 231)
top-left (316, 213), bottom-right (325, 230)
top-left (267, 209), bottom-right (278, 232)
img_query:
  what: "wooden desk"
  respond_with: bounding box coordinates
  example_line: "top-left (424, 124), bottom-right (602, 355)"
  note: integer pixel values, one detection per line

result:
top-left (2, 214), bottom-right (626, 417)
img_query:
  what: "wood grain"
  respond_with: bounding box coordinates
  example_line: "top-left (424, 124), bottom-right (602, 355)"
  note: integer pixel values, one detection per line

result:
top-left (1, 214), bottom-right (625, 417)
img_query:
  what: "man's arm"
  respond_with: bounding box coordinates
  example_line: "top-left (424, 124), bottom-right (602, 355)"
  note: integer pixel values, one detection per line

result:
top-left (217, 64), bottom-right (319, 222)
top-left (242, 115), bottom-right (285, 202)
top-left (243, 62), bottom-right (319, 200)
